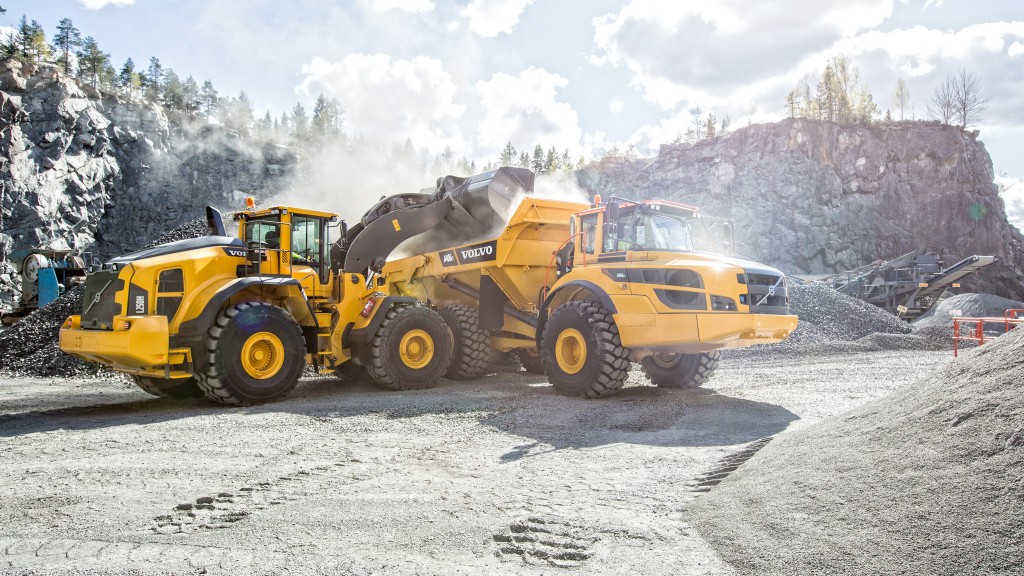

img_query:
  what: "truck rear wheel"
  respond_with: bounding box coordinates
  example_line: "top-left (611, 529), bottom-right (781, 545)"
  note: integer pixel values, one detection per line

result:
top-left (367, 304), bottom-right (452, 390)
top-left (541, 301), bottom-right (630, 398)
top-left (131, 375), bottom-right (204, 399)
top-left (438, 304), bottom-right (489, 380)
top-left (640, 351), bottom-right (721, 389)
top-left (515, 348), bottom-right (545, 374)
top-left (198, 302), bottom-right (306, 405)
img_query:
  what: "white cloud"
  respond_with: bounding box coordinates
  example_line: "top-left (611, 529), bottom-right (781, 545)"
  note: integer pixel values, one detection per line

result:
top-left (474, 67), bottom-right (583, 155)
top-left (459, 0), bottom-right (535, 38)
top-left (609, 97), bottom-right (625, 114)
top-left (78, 0), bottom-right (134, 9)
top-left (371, 0), bottom-right (435, 13)
top-left (592, 0), bottom-right (898, 110)
top-left (297, 54), bottom-right (466, 154)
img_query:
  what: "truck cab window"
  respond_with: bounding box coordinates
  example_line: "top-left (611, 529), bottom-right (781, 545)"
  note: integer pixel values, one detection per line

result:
top-left (580, 214), bottom-right (598, 255)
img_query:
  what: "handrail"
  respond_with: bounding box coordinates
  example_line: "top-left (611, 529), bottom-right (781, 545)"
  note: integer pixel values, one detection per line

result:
top-left (952, 310), bottom-right (1024, 357)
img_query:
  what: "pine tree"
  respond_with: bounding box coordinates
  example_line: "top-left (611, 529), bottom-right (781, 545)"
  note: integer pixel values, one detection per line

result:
top-left (162, 69), bottom-right (186, 110)
top-left (311, 93), bottom-right (343, 141)
top-left (560, 149), bottom-right (572, 173)
top-left (16, 15), bottom-right (48, 65)
top-left (76, 36), bottom-right (112, 89)
top-left (52, 18), bottom-right (81, 74)
top-left (144, 57), bottom-right (164, 102)
top-left (199, 80), bottom-right (218, 119)
top-left (544, 146), bottom-right (558, 173)
top-left (182, 76), bottom-right (200, 117)
top-left (291, 103), bottom-right (309, 140)
top-left (117, 58), bottom-right (141, 99)
top-left (498, 141), bottom-right (516, 166)
top-left (518, 151), bottom-right (529, 169)
top-left (531, 144), bottom-right (545, 173)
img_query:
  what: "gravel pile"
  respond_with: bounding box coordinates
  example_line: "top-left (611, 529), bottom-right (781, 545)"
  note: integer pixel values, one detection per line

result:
top-left (0, 283), bottom-right (113, 377)
top-left (912, 292), bottom-right (1024, 347)
top-left (690, 325), bottom-right (1024, 575)
top-left (142, 219), bottom-right (210, 249)
top-left (0, 220), bottom-right (212, 378)
top-left (728, 281), bottom-right (922, 357)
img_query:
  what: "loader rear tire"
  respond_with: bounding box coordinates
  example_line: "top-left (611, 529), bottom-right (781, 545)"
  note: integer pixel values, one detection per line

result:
top-left (640, 351), bottom-right (720, 389)
top-left (438, 304), bottom-right (490, 380)
top-left (131, 375), bottom-right (204, 399)
top-left (541, 301), bottom-right (630, 398)
top-left (366, 304), bottom-right (452, 390)
top-left (515, 348), bottom-right (545, 374)
top-left (198, 302), bottom-right (306, 405)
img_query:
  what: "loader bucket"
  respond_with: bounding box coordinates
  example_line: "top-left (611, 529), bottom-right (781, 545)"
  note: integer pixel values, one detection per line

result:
top-left (434, 166), bottom-right (535, 241)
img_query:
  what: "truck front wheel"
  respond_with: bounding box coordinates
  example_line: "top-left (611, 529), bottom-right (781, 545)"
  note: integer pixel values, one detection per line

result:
top-left (541, 301), bottom-right (630, 398)
top-left (198, 302), bottom-right (306, 405)
top-left (640, 351), bottom-right (721, 389)
top-left (367, 304), bottom-right (453, 390)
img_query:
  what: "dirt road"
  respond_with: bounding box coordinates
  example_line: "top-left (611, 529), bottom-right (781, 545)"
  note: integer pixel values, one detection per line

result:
top-left (0, 349), bottom-right (949, 575)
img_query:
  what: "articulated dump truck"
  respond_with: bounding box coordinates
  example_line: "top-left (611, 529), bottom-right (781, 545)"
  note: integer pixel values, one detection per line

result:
top-left (384, 172), bottom-right (798, 398)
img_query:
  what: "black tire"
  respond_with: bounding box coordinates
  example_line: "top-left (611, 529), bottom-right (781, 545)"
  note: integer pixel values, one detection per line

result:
top-left (540, 301), bottom-right (630, 398)
top-left (131, 375), bottom-right (204, 399)
top-left (640, 351), bottom-right (721, 389)
top-left (438, 304), bottom-right (490, 380)
top-left (366, 304), bottom-right (453, 390)
top-left (197, 302), bottom-right (306, 405)
top-left (515, 347), bottom-right (545, 374)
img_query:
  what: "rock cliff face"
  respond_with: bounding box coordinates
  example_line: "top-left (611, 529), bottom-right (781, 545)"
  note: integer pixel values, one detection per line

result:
top-left (0, 60), bottom-right (296, 268)
top-left (578, 119), bottom-right (1024, 300)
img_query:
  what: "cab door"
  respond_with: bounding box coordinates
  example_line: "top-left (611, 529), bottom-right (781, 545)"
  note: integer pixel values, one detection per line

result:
top-left (289, 214), bottom-right (333, 298)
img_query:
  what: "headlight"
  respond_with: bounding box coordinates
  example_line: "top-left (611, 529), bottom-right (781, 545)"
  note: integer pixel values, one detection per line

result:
top-left (711, 295), bottom-right (737, 311)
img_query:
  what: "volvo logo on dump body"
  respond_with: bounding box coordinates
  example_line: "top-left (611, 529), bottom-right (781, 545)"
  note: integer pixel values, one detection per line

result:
top-left (223, 248), bottom-right (247, 258)
top-left (440, 239), bottom-right (498, 267)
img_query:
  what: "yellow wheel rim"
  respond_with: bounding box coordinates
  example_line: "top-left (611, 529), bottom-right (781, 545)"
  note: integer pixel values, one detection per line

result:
top-left (240, 331), bottom-right (285, 380)
top-left (399, 329), bottom-right (434, 369)
top-left (555, 328), bottom-right (587, 375)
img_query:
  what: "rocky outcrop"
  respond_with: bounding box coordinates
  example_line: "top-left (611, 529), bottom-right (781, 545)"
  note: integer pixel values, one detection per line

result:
top-left (0, 60), bottom-right (297, 270)
top-left (579, 119), bottom-right (1024, 300)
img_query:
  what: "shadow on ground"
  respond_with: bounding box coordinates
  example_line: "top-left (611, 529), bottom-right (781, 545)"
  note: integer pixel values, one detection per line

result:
top-left (0, 370), bottom-right (797, 454)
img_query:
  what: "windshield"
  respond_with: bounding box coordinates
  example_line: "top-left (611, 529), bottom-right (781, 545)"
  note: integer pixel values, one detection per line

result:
top-left (607, 206), bottom-right (694, 252)
top-left (244, 217), bottom-right (282, 249)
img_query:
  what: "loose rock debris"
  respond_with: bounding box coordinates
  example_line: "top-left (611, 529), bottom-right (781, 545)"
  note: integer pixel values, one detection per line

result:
top-left (690, 326), bottom-right (1024, 575)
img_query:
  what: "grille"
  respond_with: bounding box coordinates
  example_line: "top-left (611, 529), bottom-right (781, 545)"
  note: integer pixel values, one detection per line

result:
top-left (80, 269), bottom-right (124, 329)
top-left (741, 273), bottom-right (790, 315)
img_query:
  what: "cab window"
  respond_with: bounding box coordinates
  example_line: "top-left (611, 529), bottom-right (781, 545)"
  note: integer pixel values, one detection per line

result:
top-left (245, 218), bottom-right (281, 250)
top-left (292, 215), bottom-right (323, 267)
top-left (579, 214), bottom-right (598, 255)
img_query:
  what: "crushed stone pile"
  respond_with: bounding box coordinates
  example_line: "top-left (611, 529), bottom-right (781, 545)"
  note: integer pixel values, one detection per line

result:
top-left (0, 259), bottom-right (19, 313)
top-left (728, 281), bottom-right (928, 357)
top-left (0, 220), bottom-right (211, 379)
top-left (912, 292), bottom-right (1024, 347)
top-left (690, 326), bottom-right (1024, 575)
top-left (0, 283), bottom-right (110, 377)
top-left (142, 219), bottom-right (210, 249)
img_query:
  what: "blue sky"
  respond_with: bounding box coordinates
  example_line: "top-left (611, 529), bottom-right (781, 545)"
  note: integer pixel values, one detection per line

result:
top-left (4, 0), bottom-right (1024, 185)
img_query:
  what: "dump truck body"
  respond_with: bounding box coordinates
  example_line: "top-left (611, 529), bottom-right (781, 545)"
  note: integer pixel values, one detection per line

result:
top-left (384, 194), bottom-right (797, 397)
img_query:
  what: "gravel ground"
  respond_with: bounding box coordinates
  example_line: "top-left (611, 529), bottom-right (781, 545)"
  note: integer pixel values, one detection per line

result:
top-left (689, 327), bottom-right (1024, 575)
top-left (0, 347), bottom-right (951, 575)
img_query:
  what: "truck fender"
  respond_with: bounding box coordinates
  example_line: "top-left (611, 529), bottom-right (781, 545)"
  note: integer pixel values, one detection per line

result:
top-left (346, 296), bottom-right (419, 363)
top-left (174, 277), bottom-right (305, 371)
top-left (536, 280), bottom-right (618, 348)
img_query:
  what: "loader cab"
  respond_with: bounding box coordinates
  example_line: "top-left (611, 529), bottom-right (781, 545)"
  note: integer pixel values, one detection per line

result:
top-left (235, 205), bottom-right (339, 299)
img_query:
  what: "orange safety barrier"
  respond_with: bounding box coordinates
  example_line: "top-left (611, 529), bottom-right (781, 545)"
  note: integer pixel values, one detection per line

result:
top-left (952, 309), bottom-right (1024, 357)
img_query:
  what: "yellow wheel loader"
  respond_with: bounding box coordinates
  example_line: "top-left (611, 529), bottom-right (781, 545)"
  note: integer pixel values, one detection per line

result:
top-left (59, 167), bottom-right (534, 405)
top-left (384, 172), bottom-right (799, 398)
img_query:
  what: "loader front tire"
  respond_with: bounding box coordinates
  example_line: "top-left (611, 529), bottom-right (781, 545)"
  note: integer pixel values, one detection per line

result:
top-left (640, 351), bottom-right (720, 389)
top-left (367, 304), bottom-right (452, 390)
top-left (438, 304), bottom-right (490, 380)
top-left (198, 302), bottom-right (306, 405)
top-left (131, 375), bottom-right (204, 399)
top-left (541, 301), bottom-right (630, 398)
